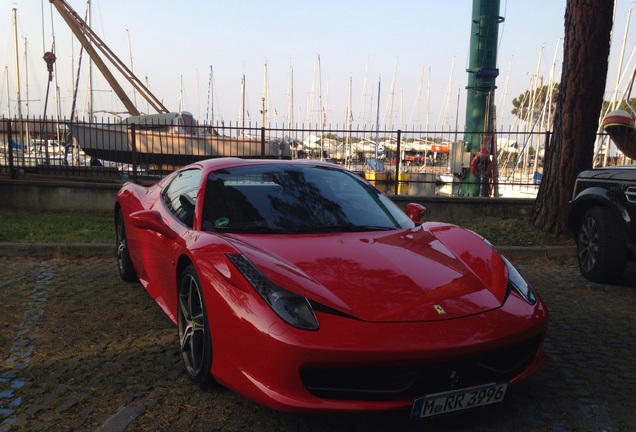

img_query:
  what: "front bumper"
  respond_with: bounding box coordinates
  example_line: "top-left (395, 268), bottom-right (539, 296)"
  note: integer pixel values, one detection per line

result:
top-left (207, 289), bottom-right (548, 412)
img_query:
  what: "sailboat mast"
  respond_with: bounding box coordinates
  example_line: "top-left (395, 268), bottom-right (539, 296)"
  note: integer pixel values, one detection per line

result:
top-left (528, 45), bottom-right (544, 179)
top-left (239, 67), bottom-right (246, 132)
top-left (307, 57), bottom-right (316, 125)
top-left (361, 58), bottom-right (369, 129)
top-left (4, 66), bottom-right (11, 117)
top-left (23, 37), bottom-right (32, 146)
top-left (207, 65), bottom-right (214, 126)
top-left (602, 8), bottom-right (632, 166)
top-left (426, 67), bottom-right (431, 133)
top-left (126, 29), bottom-right (137, 110)
top-left (145, 76), bottom-right (150, 114)
top-left (318, 55), bottom-right (324, 128)
top-left (23, 37), bottom-right (29, 118)
top-left (262, 63), bottom-right (267, 126)
top-left (409, 66), bottom-right (425, 127)
top-left (400, 90), bottom-right (404, 128)
top-left (87, 0), bottom-right (94, 120)
top-left (497, 56), bottom-right (513, 129)
top-left (440, 56), bottom-right (455, 133)
top-left (12, 9), bottom-right (23, 122)
top-left (375, 76), bottom-right (381, 159)
top-left (196, 69), bottom-right (200, 120)
top-left (386, 58), bottom-right (398, 130)
top-left (286, 61), bottom-right (294, 129)
top-left (178, 75), bottom-right (183, 112)
top-left (51, 34), bottom-right (62, 133)
top-left (347, 75), bottom-right (352, 166)
top-left (325, 80), bottom-right (329, 127)
top-left (12, 7), bottom-right (25, 160)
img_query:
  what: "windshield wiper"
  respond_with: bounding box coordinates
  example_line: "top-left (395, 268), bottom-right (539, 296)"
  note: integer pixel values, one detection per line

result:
top-left (213, 225), bottom-right (288, 233)
top-left (317, 224), bottom-right (397, 233)
top-left (214, 224), bottom-right (398, 234)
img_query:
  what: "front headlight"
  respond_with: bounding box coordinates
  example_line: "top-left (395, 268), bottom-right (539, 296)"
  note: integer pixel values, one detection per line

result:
top-left (503, 256), bottom-right (537, 305)
top-left (227, 253), bottom-right (319, 330)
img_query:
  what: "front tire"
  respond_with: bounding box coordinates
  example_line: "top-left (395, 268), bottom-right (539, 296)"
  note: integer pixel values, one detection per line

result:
top-left (577, 207), bottom-right (627, 283)
top-left (116, 209), bottom-right (138, 282)
top-left (178, 265), bottom-right (214, 387)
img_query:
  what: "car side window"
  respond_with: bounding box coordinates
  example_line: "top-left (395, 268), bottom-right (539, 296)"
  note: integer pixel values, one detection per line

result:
top-left (163, 168), bottom-right (202, 228)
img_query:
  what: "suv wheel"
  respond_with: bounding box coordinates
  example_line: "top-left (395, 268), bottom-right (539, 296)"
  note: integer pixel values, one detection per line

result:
top-left (577, 207), bottom-right (627, 283)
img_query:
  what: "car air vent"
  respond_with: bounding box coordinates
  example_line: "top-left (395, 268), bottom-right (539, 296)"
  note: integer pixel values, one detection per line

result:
top-left (626, 187), bottom-right (636, 203)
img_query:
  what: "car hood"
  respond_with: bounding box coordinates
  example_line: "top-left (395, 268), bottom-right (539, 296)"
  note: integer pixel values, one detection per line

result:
top-left (223, 223), bottom-right (509, 322)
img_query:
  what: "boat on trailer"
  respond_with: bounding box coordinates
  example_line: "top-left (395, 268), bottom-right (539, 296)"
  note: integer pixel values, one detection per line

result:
top-left (51, 0), bottom-right (288, 167)
top-left (68, 112), bottom-right (290, 166)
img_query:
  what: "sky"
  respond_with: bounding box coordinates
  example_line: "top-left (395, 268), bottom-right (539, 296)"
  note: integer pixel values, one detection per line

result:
top-left (0, 1), bottom-right (634, 132)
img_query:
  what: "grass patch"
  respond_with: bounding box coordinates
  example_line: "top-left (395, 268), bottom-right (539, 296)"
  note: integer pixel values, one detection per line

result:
top-left (459, 217), bottom-right (572, 247)
top-left (0, 208), bottom-right (572, 247)
top-left (0, 209), bottom-right (113, 243)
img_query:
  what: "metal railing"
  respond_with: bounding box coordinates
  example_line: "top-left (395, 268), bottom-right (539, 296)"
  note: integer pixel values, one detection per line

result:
top-left (0, 115), bottom-right (557, 197)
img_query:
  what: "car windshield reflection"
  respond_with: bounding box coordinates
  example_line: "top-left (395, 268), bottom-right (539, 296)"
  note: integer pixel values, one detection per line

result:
top-left (201, 164), bottom-right (413, 233)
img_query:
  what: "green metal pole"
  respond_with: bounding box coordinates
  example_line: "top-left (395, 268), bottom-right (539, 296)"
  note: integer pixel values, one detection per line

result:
top-left (460, 0), bottom-right (503, 197)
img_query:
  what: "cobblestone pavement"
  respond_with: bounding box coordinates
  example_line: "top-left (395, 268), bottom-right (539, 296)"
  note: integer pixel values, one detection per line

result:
top-left (0, 253), bottom-right (635, 431)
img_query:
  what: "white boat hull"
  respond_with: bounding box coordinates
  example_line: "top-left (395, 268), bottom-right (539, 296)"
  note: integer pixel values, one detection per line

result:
top-left (68, 122), bottom-right (290, 166)
top-left (602, 110), bottom-right (636, 159)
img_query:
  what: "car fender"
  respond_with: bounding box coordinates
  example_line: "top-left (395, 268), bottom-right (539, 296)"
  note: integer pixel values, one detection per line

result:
top-left (567, 186), bottom-right (634, 240)
top-left (423, 222), bottom-right (508, 294)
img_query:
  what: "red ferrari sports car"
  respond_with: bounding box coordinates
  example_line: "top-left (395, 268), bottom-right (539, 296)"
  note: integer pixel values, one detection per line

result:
top-left (115, 158), bottom-right (548, 418)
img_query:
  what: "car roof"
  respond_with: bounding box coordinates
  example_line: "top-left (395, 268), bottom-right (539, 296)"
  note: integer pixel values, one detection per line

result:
top-left (194, 157), bottom-right (347, 173)
top-left (577, 164), bottom-right (636, 180)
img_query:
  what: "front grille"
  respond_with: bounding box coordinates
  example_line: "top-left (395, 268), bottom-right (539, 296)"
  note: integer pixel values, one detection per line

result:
top-left (300, 335), bottom-right (542, 401)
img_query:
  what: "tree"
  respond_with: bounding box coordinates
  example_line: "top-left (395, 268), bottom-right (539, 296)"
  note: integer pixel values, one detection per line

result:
top-left (601, 97), bottom-right (636, 114)
top-left (530, 0), bottom-right (613, 234)
top-left (511, 83), bottom-right (560, 129)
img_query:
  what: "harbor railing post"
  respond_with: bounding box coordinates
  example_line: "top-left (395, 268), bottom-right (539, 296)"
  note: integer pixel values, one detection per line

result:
top-left (394, 129), bottom-right (402, 195)
top-left (543, 130), bottom-right (551, 152)
top-left (130, 123), bottom-right (138, 183)
top-left (261, 126), bottom-right (266, 158)
top-left (7, 119), bottom-right (15, 180)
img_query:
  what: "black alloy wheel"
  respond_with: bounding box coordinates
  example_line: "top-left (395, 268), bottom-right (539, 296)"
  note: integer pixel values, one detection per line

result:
top-left (577, 207), bottom-right (627, 283)
top-left (116, 209), bottom-right (138, 282)
top-left (178, 264), bottom-right (214, 387)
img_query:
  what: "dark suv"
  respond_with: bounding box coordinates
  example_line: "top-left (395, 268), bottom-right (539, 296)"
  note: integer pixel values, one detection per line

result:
top-left (567, 166), bottom-right (636, 283)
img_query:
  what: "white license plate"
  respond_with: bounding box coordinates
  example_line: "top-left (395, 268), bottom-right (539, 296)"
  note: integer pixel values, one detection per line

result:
top-left (411, 383), bottom-right (507, 419)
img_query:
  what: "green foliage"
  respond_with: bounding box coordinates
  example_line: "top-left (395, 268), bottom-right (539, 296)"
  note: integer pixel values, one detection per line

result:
top-left (511, 83), bottom-right (560, 126)
top-left (601, 97), bottom-right (636, 114)
top-left (461, 217), bottom-right (569, 247)
top-left (510, 83), bottom-right (636, 129)
top-left (322, 133), bottom-right (341, 142)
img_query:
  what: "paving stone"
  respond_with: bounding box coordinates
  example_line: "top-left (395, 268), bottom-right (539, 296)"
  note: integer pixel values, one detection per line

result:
top-left (1, 255), bottom-right (635, 431)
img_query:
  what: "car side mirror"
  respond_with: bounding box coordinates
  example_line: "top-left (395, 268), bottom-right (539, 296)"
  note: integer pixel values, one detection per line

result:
top-left (129, 210), bottom-right (177, 239)
top-left (405, 203), bottom-right (427, 222)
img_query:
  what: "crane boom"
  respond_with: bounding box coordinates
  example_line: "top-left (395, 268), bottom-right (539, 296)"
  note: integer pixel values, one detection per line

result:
top-left (49, 0), bottom-right (169, 116)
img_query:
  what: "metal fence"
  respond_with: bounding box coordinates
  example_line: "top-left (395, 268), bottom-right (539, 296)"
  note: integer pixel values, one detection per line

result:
top-left (1, 115), bottom-right (555, 197)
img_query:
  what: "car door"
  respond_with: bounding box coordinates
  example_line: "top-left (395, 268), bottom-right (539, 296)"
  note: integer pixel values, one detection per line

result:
top-left (622, 172), bottom-right (636, 220)
top-left (139, 168), bottom-right (202, 319)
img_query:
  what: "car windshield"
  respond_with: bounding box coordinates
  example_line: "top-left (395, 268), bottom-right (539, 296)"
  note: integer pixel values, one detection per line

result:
top-left (201, 164), bottom-right (414, 234)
